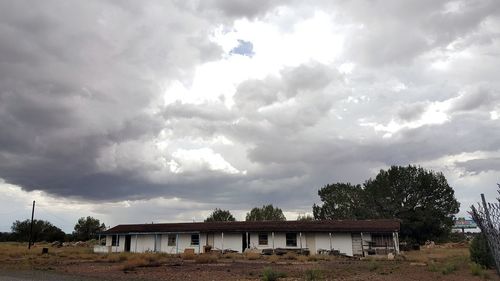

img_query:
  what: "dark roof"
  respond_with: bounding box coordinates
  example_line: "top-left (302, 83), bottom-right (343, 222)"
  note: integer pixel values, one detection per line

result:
top-left (102, 219), bottom-right (400, 234)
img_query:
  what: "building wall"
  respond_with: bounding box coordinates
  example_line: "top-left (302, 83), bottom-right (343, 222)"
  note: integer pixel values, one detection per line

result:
top-left (105, 235), bottom-right (125, 253)
top-left (314, 233), bottom-right (353, 256)
top-left (212, 232), bottom-right (242, 252)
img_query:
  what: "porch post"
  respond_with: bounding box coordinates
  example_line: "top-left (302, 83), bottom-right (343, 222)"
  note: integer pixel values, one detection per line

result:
top-left (154, 234), bottom-right (157, 252)
top-left (198, 232), bottom-right (201, 254)
top-left (272, 232), bottom-right (275, 254)
top-left (246, 232), bottom-right (249, 250)
top-left (329, 232), bottom-right (332, 251)
top-left (221, 232), bottom-right (224, 254)
top-left (135, 234), bottom-right (138, 253)
top-left (393, 232), bottom-right (400, 254)
top-left (176, 233), bottom-right (179, 254)
top-left (360, 232), bottom-right (365, 257)
top-left (299, 232), bottom-right (303, 254)
top-left (115, 234), bottom-right (118, 253)
top-left (98, 234), bottom-right (101, 245)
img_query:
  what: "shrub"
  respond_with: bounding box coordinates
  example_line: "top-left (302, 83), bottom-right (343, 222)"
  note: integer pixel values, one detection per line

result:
top-left (283, 251), bottom-right (297, 260)
top-left (195, 254), bottom-right (218, 264)
top-left (368, 260), bottom-right (379, 271)
top-left (262, 267), bottom-right (286, 281)
top-left (304, 269), bottom-right (322, 281)
top-left (296, 255), bottom-right (309, 262)
top-left (267, 254), bottom-right (279, 263)
top-left (440, 262), bottom-right (457, 275)
top-left (121, 258), bottom-right (148, 271)
top-left (470, 262), bottom-right (484, 276)
top-left (245, 252), bottom-right (261, 260)
top-left (470, 234), bottom-right (495, 269)
top-left (181, 252), bottom-right (196, 260)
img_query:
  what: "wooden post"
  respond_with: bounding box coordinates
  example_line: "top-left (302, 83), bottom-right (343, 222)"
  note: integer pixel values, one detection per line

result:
top-left (360, 232), bottom-right (365, 257)
top-left (299, 232), bottom-right (303, 254)
top-left (176, 233), bottom-right (179, 254)
top-left (115, 234), bottom-right (118, 253)
top-left (246, 232), bottom-right (249, 250)
top-left (272, 232), bottom-right (275, 254)
top-left (198, 233), bottom-right (201, 254)
top-left (135, 234), bottom-right (138, 253)
top-left (329, 232), bottom-right (332, 252)
top-left (221, 232), bottom-right (224, 254)
top-left (28, 200), bottom-right (35, 249)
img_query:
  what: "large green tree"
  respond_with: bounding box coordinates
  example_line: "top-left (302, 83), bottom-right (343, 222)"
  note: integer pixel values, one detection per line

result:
top-left (313, 183), bottom-right (368, 220)
top-left (73, 216), bottom-right (106, 241)
top-left (11, 219), bottom-right (65, 242)
top-left (246, 204), bottom-right (286, 221)
top-left (313, 165), bottom-right (460, 244)
top-left (205, 208), bottom-right (236, 222)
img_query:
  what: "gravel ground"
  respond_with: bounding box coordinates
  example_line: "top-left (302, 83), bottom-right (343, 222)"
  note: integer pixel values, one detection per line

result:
top-left (0, 270), bottom-right (100, 281)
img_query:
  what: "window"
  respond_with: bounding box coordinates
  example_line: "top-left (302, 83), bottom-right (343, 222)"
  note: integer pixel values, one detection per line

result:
top-left (191, 234), bottom-right (199, 245)
top-left (168, 235), bottom-right (176, 246)
top-left (111, 235), bottom-right (119, 246)
top-left (258, 233), bottom-right (268, 245)
top-left (285, 233), bottom-right (297, 247)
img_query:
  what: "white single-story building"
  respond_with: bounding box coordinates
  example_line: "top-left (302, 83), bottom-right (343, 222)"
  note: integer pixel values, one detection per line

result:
top-left (95, 219), bottom-right (400, 257)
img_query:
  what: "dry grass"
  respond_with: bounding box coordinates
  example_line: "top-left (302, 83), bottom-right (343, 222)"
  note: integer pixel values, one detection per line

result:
top-left (244, 252), bottom-right (261, 260)
top-left (181, 252), bottom-right (196, 260)
top-left (267, 254), bottom-right (280, 263)
top-left (404, 247), bottom-right (469, 263)
top-left (195, 254), bottom-right (218, 264)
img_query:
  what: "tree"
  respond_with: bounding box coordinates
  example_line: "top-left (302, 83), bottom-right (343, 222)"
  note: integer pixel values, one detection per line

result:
top-left (73, 216), bottom-right (106, 241)
top-left (246, 204), bottom-right (286, 221)
top-left (313, 165), bottom-right (460, 244)
top-left (296, 214), bottom-right (314, 221)
top-left (313, 183), bottom-right (368, 220)
top-left (205, 208), bottom-right (236, 222)
top-left (11, 219), bottom-right (65, 242)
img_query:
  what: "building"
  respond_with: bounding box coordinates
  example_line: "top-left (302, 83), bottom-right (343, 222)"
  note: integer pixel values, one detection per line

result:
top-left (94, 219), bottom-right (400, 257)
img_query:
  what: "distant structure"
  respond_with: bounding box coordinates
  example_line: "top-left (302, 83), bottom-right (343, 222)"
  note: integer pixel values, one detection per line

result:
top-left (452, 217), bottom-right (477, 233)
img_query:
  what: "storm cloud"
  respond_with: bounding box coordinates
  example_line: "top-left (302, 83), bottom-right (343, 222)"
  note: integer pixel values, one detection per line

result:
top-left (1, 0), bottom-right (499, 230)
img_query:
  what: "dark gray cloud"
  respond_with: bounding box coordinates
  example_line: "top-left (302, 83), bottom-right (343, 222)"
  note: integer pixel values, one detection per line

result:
top-left (0, 0), bottom-right (499, 225)
top-left (456, 158), bottom-right (500, 175)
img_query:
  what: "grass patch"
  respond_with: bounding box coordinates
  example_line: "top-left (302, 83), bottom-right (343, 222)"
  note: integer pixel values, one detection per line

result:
top-left (304, 268), bottom-right (323, 281)
top-left (245, 252), bottom-right (261, 260)
top-left (368, 260), bottom-right (380, 272)
top-left (470, 262), bottom-right (490, 279)
top-left (195, 254), bottom-right (218, 264)
top-left (262, 267), bottom-right (286, 281)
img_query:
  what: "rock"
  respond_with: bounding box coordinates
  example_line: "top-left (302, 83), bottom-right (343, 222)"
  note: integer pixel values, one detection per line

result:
top-left (51, 241), bottom-right (62, 247)
top-left (387, 253), bottom-right (394, 260)
top-left (410, 262), bottom-right (427, 266)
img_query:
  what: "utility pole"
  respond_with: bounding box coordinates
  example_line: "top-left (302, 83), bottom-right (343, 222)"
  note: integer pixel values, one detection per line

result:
top-left (28, 200), bottom-right (35, 249)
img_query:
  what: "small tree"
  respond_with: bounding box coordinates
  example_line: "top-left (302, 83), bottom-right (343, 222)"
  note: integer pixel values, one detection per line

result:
top-left (73, 216), bottom-right (106, 241)
top-left (470, 233), bottom-right (495, 269)
top-left (205, 208), bottom-right (236, 222)
top-left (11, 219), bottom-right (65, 242)
top-left (246, 204), bottom-right (286, 221)
top-left (297, 214), bottom-right (314, 221)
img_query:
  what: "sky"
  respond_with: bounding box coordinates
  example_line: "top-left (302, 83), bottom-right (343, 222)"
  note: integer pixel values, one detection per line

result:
top-left (0, 0), bottom-right (499, 233)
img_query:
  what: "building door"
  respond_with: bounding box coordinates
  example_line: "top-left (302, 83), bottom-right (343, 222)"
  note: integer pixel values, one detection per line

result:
top-left (351, 233), bottom-right (362, 256)
top-left (242, 233), bottom-right (247, 252)
top-left (124, 235), bottom-right (131, 252)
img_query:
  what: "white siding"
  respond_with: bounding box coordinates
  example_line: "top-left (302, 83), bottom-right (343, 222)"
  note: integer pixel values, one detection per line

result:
top-left (213, 232), bottom-right (242, 252)
top-left (247, 232), bottom-right (307, 250)
top-left (315, 233), bottom-right (353, 256)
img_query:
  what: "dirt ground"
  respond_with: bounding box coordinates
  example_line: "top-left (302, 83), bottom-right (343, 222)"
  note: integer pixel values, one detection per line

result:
top-left (0, 243), bottom-right (498, 281)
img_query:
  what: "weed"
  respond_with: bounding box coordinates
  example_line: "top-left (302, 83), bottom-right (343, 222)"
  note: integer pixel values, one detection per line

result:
top-left (195, 254), bottom-right (218, 264)
top-left (440, 262), bottom-right (457, 275)
top-left (245, 252), bottom-right (261, 260)
top-left (262, 267), bottom-right (286, 281)
top-left (267, 254), bottom-right (279, 263)
top-left (304, 268), bottom-right (322, 281)
top-left (296, 255), bottom-right (309, 262)
top-left (368, 260), bottom-right (379, 272)
top-left (282, 252), bottom-right (297, 260)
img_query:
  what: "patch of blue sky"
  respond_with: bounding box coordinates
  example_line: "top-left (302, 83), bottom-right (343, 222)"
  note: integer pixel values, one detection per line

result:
top-left (230, 39), bottom-right (255, 57)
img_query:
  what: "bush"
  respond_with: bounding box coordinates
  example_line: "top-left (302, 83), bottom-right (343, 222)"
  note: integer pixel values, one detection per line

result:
top-left (304, 269), bottom-right (322, 281)
top-left (245, 252), bottom-right (261, 260)
top-left (469, 262), bottom-right (489, 279)
top-left (195, 254), bottom-right (218, 264)
top-left (470, 234), bottom-right (495, 269)
top-left (262, 267), bottom-right (286, 281)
